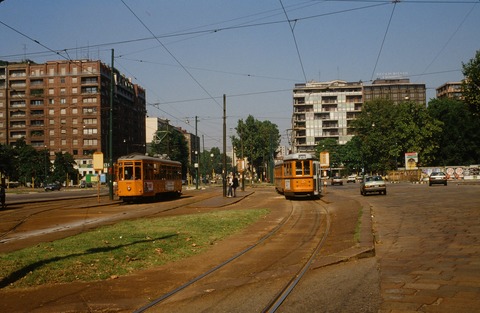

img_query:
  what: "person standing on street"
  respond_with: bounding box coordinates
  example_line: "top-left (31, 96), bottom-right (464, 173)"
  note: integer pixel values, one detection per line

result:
top-left (232, 173), bottom-right (239, 197)
top-left (227, 174), bottom-right (233, 197)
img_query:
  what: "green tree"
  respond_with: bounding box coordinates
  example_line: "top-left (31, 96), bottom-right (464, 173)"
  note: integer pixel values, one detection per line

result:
top-left (51, 152), bottom-right (79, 185)
top-left (340, 136), bottom-right (363, 174)
top-left (0, 144), bottom-right (17, 183)
top-left (231, 115), bottom-right (281, 181)
top-left (149, 125), bottom-right (189, 179)
top-left (462, 50), bottom-right (480, 116)
top-left (13, 138), bottom-right (46, 187)
top-left (199, 147), bottom-right (229, 181)
top-left (427, 98), bottom-right (480, 165)
top-left (315, 138), bottom-right (342, 171)
top-left (352, 99), bottom-right (442, 172)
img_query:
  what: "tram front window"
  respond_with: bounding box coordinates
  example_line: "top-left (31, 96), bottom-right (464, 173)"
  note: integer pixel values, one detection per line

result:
top-left (296, 161), bottom-right (303, 176)
top-left (123, 167), bottom-right (134, 180)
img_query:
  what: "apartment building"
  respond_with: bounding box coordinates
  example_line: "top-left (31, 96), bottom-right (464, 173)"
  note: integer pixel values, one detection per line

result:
top-left (292, 80), bottom-right (363, 153)
top-left (436, 81), bottom-right (463, 100)
top-left (291, 78), bottom-right (426, 154)
top-left (363, 78), bottom-right (426, 105)
top-left (0, 59), bottom-right (146, 177)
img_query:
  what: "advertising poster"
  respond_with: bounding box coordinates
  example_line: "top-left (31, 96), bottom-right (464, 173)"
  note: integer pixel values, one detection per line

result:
top-left (405, 152), bottom-right (418, 170)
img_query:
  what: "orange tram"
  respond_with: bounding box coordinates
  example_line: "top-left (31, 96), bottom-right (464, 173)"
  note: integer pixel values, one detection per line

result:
top-left (115, 153), bottom-right (182, 202)
top-left (274, 153), bottom-right (322, 199)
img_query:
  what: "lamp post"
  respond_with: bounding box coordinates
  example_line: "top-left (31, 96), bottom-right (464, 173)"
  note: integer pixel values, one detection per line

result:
top-left (210, 153), bottom-right (214, 183)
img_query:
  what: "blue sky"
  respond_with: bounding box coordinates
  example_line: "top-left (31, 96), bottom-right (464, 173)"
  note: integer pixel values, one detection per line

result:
top-left (1, 0), bottom-right (479, 150)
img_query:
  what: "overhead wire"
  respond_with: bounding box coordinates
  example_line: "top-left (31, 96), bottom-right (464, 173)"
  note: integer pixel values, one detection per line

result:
top-left (418, 1), bottom-right (479, 80)
top-left (370, 1), bottom-right (399, 81)
top-left (279, 0), bottom-right (308, 82)
top-left (120, 0), bottom-right (222, 109)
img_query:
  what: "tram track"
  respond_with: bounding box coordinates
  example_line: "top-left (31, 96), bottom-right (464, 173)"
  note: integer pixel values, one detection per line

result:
top-left (133, 198), bottom-right (330, 313)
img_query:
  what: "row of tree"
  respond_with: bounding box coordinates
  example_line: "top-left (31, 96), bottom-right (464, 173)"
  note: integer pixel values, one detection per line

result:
top-left (0, 138), bottom-right (78, 187)
top-left (319, 50), bottom-right (480, 174)
top-left (320, 97), bottom-right (480, 175)
top-left (149, 115), bottom-right (281, 183)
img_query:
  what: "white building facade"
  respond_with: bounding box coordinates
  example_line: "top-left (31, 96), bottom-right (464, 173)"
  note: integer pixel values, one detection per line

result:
top-left (292, 80), bottom-right (363, 153)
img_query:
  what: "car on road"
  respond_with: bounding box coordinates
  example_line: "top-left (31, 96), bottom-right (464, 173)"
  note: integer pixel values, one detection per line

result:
top-left (80, 181), bottom-right (93, 188)
top-left (331, 175), bottom-right (343, 186)
top-left (360, 175), bottom-right (386, 196)
top-left (429, 171), bottom-right (447, 186)
top-left (44, 183), bottom-right (61, 191)
top-left (347, 175), bottom-right (357, 183)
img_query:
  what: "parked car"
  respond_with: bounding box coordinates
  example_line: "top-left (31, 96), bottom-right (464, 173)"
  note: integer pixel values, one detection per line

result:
top-left (331, 175), bottom-right (343, 186)
top-left (429, 172), bottom-right (447, 186)
top-left (360, 175), bottom-right (386, 196)
top-left (347, 175), bottom-right (357, 183)
top-left (44, 183), bottom-right (61, 191)
top-left (80, 181), bottom-right (93, 188)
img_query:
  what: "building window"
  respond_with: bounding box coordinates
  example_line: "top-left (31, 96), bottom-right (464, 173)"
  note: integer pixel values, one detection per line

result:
top-left (72, 108), bottom-right (78, 114)
top-left (83, 107), bottom-right (97, 114)
top-left (83, 139), bottom-right (98, 146)
top-left (60, 98), bottom-right (66, 104)
top-left (49, 99), bottom-right (54, 104)
top-left (82, 86), bottom-right (98, 94)
top-left (83, 118), bottom-right (97, 125)
top-left (83, 128), bottom-right (98, 135)
top-left (82, 97), bottom-right (97, 104)
top-left (60, 109), bottom-right (66, 115)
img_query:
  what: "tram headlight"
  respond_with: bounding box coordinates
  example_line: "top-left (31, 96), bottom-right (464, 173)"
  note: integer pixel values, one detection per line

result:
top-left (127, 186), bottom-right (131, 191)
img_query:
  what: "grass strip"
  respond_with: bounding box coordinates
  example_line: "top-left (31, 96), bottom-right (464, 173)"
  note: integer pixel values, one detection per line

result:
top-left (354, 206), bottom-right (363, 243)
top-left (0, 208), bottom-right (268, 289)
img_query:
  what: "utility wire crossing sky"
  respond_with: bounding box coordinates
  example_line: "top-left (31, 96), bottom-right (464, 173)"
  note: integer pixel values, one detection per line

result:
top-left (1, 0), bottom-right (479, 149)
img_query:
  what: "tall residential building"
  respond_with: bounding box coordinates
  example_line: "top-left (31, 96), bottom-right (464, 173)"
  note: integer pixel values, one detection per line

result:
top-left (291, 78), bottom-right (426, 154)
top-left (436, 82), bottom-right (463, 100)
top-left (0, 59), bottom-right (146, 177)
top-left (292, 80), bottom-right (363, 153)
top-left (363, 78), bottom-right (426, 105)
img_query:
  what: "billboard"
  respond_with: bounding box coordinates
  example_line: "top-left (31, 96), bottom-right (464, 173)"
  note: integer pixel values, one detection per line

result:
top-left (405, 152), bottom-right (418, 170)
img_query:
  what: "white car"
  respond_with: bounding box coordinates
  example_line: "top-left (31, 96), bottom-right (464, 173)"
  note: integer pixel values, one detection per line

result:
top-left (360, 175), bottom-right (387, 196)
top-left (347, 175), bottom-right (357, 183)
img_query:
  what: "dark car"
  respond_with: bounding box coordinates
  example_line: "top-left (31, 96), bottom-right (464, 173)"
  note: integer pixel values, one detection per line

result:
top-left (429, 172), bottom-right (447, 186)
top-left (44, 183), bottom-right (61, 191)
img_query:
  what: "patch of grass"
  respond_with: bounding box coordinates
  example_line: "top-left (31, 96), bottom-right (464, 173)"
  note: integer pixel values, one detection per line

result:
top-left (354, 206), bottom-right (363, 243)
top-left (0, 209), bottom-right (269, 289)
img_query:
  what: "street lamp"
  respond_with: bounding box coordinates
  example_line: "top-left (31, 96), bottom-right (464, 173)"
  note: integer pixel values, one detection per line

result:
top-left (210, 153), bottom-right (214, 183)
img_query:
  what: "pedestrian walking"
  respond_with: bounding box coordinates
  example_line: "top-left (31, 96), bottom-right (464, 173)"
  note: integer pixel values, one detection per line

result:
top-left (232, 174), bottom-right (239, 197)
top-left (227, 174), bottom-right (233, 197)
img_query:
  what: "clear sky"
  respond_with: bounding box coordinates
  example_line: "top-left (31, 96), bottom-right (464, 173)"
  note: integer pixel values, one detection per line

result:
top-left (1, 0), bottom-right (479, 150)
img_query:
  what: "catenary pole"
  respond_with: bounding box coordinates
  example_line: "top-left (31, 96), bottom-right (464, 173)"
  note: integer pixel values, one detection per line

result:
top-left (109, 49), bottom-right (114, 200)
top-left (223, 94), bottom-right (227, 197)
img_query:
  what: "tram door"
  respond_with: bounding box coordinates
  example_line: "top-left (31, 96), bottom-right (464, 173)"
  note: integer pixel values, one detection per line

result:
top-left (313, 161), bottom-right (321, 196)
